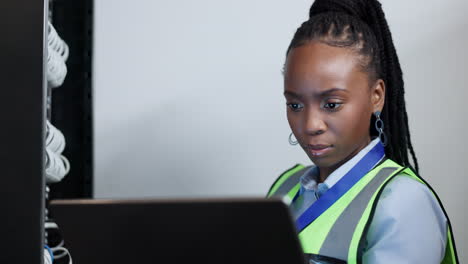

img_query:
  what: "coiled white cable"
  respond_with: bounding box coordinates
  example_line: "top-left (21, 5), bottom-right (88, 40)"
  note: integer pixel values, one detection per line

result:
top-left (48, 21), bottom-right (69, 61)
top-left (45, 148), bottom-right (70, 183)
top-left (52, 246), bottom-right (73, 264)
top-left (45, 120), bottom-right (70, 183)
top-left (44, 246), bottom-right (53, 264)
top-left (47, 45), bottom-right (68, 88)
top-left (46, 120), bottom-right (66, 154)
top-left (47, 21), bottom-right (69, 88)
top-left (45, 221), bottom-right (58, 229)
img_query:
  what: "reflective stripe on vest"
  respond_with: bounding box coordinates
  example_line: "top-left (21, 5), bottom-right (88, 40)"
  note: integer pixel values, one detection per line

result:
top-left (267, 159), bottom-right (458, 264)
top-left (318, 167), bottom-right (398, 260)
top-left (267, 164), bottom-right (311, 204)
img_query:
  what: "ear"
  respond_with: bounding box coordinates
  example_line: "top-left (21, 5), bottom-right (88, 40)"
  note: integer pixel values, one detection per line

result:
top-left (371, 79), bottom-right (385, 113)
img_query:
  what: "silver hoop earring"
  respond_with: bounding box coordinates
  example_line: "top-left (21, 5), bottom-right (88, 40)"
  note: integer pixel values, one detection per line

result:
top-left (289, 132), bottom-right (298, 145)
top-left (374, 111), bottom-right (387, 147)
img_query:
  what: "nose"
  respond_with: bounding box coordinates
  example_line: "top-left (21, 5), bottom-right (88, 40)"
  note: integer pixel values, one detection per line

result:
top-left (304, 108), bottom-right (327, 136)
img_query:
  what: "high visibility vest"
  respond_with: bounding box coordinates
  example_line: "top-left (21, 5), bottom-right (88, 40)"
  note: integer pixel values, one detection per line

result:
top-left (267, 159), bottom-right (458, 264)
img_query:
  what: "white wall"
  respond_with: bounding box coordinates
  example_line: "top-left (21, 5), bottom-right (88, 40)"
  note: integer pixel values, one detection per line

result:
top-left (94, 0), bottom-right (468, 259)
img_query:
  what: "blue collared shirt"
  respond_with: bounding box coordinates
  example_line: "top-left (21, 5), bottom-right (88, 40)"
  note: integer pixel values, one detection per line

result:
top-left (290, 138), bottom-right (447, 263)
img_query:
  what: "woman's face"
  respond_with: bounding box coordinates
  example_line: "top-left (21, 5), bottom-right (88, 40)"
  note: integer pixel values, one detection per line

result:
top-left (284, 41), bottom-right (385, 176)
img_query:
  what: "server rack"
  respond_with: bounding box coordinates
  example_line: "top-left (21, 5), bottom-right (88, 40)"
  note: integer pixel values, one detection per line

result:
top-left (0, 0), bottom-right (93, 262)
top-left (45, 0), bottom-right (94, 262)
top-left (48, 0), bottom-right (94, 199)
top-left (0, 1), bottom-right (47, 263)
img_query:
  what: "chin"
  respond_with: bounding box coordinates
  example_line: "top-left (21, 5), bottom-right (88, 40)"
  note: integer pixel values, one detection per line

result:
top-left (308, 155), bottom-right (335, 168)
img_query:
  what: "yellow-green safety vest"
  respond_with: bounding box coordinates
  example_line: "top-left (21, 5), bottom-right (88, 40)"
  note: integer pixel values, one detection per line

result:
top-left (267, 159), bottom-right (458, 264)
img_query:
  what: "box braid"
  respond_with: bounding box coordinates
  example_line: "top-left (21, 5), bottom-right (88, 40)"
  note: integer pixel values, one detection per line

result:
top-left (285, 0), bottom-right (419, 173)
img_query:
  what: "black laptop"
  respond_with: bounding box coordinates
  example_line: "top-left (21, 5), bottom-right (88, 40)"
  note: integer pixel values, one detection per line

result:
top-left (50, 197), bottom-right (307, 264)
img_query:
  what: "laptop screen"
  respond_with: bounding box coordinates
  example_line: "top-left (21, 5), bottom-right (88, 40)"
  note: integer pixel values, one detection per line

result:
top-left (50, 197), bottom-right (306, 264)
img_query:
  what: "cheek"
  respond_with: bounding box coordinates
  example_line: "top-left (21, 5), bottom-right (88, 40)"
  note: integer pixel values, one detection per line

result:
top-left (286, 113), bottom-right (300, 133)
top-left (286, 111), bottom-right (292, 127)
top-left (330, 105), bottom-right (371, 139)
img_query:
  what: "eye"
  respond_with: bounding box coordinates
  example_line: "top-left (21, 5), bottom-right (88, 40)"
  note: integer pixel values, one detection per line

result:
top-left (323, 101), bottom-right (342, 111)
top-left (287, 103), bottom-right (304, 112)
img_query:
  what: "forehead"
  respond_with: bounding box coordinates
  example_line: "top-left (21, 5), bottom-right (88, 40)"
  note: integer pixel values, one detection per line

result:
top-left (284, 41), bottom-right (368, 94)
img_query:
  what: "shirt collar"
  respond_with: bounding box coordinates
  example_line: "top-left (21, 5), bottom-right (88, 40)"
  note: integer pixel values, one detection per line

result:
top-left (300, 138), bottom-right (384, 191)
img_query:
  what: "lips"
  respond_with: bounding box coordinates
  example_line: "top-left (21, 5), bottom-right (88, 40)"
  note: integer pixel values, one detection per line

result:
top-left (306, 144), bottom-right (332, 157)
top-left (308, 144), bottom-right (330, 150)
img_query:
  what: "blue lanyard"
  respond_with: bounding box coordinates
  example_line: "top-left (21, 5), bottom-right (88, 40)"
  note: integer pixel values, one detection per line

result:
top-left (295, 142), bottom-right (385, 232)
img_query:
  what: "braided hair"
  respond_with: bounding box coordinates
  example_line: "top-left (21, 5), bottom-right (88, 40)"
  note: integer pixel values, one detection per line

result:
top-left (285, 0), bottom-right (419, 173)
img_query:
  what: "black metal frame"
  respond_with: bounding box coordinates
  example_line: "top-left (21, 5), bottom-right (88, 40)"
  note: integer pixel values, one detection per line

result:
top-left (0, 1), bottom-right (47, 263)
top-left (49, 0), bottom-right (94, 199)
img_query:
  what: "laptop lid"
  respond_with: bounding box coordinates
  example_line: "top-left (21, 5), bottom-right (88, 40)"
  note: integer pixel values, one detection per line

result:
top-left (49, 197), bottom-right (306, 264)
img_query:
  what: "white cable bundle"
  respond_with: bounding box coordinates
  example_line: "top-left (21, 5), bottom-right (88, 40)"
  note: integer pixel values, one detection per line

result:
top-left (47, 21), bottom-right (69, 88)
top-left (52, 246), bottom-right (73, 264)
top-left (46, 230), bottom-right (73, 264)
top-left (44, 246), bottom-right (53, 264)
top-left (45, 120), bottom-right (70, 183)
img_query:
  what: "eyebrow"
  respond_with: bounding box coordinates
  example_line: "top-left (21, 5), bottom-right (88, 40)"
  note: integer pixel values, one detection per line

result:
top-left (283, 88), bottom-right (349, 98)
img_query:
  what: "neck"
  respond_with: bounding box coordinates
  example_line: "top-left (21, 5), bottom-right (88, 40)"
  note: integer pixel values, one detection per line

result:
top-left (317, 168), bottom-right (332, 183)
